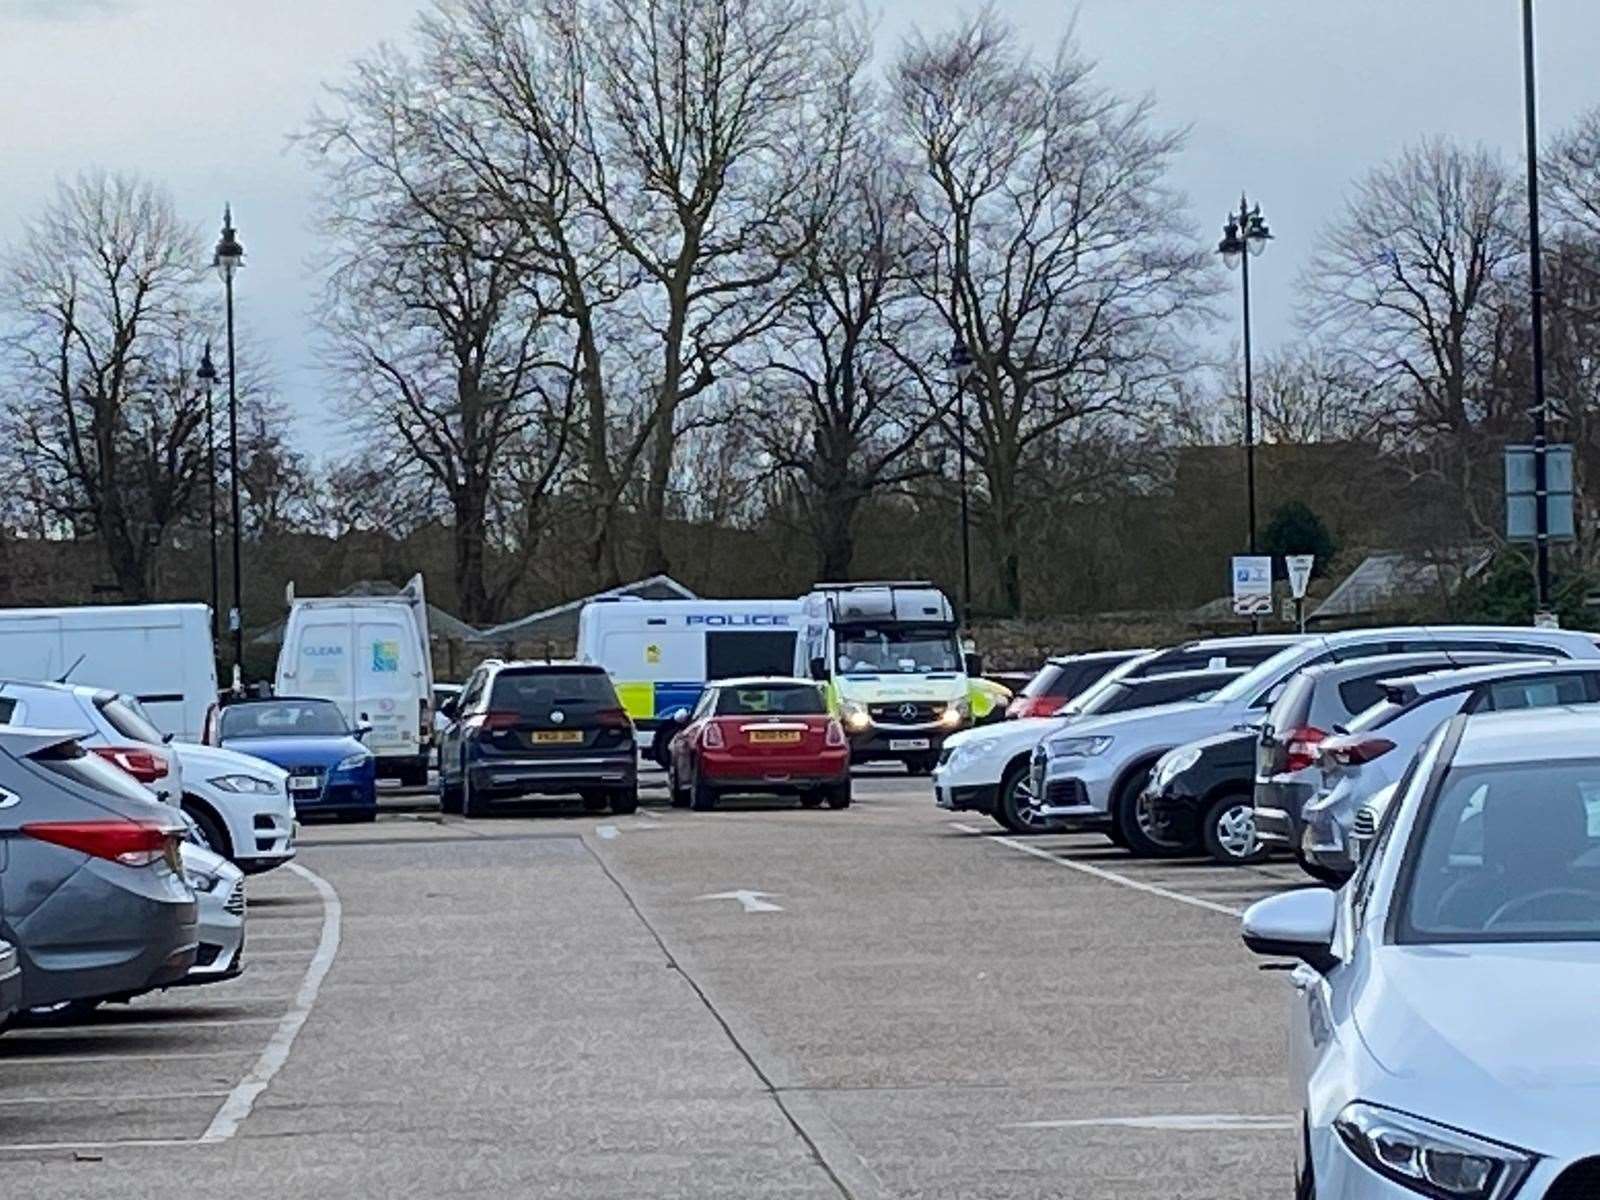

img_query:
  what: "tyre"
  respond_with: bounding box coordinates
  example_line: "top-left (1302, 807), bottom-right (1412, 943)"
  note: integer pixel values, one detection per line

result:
top-left (462, 771), bottom-right (490, 818)
top-left (610, 787), bottom-right (639, 815)
top-left (581, 791), bottom-right (609, 814)
top-left (439, 774), bottom-right (463, 815)
top-left (690, 771), bottom-right (717, 812)
top-left (1201, 792), bottom-right (1267, 865)
top-left (1105, 822), bottom-right (1129, 848)
top-left (398, 761), bottom-right (429, 789)
top-left (995, 761), bottom-right (1059, 836)
top-left (906, 754), bottom-right (937, 776)
top-left (825, 779), bottom-right (851, 810)
top-left (667, 764), bottom-right (690, 808)
top-left (182, 800), bottom-right (233, 861)
top-left (1294, 831), bottom-right (1351, 885)
top-left (799, 791), bottom-right (825, 809)
top-left (1113, 769), bottom-right (1189, 858)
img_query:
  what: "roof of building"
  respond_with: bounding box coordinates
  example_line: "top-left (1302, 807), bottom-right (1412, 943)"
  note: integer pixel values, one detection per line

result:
top-left (1308, 550), bottom-right (1491, 624)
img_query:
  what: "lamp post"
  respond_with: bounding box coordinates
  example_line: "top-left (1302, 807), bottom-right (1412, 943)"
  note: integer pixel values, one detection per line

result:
top-left (196, 344), bottom-right (220, 643)
top-left (949, 336), bottom-right (974, 624)
top-left (213, 206), bottom-right (245, 685)
top-left (1521, 0), bottom-right (1553, 617)
top-left (1218, 196), bottom-right (1272, 631)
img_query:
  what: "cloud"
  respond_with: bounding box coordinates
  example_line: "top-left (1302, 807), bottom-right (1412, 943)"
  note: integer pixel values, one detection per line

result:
top-left (0, 0), bottom-right (128, 21)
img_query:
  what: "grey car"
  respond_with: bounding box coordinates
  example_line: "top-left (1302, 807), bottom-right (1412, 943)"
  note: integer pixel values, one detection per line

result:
top-left (0, 726), bottom-right (198, 1012)
top-left (0, 935), bottom-right (20, 1027)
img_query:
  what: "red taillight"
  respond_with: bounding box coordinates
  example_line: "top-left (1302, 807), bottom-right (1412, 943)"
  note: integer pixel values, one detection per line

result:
top-left (702, 722), bottom-right (726, 749)
top-left (23, 819), bottom-right (175, 868)
top-left (469, 710), bottom-right (520, 732)
top-left (1007, 696), bottom-right (1063, 719)
top-left (1283, 726), bottom-right (1327, 773)
top-left (1322, 735), bottom-right (1396, 768)
top-left (90, 745), bottom-right (168, 784)
top-left (825, 719), bottom-right (846, 747)
top-left (597, 707), bottom-right (632, 731)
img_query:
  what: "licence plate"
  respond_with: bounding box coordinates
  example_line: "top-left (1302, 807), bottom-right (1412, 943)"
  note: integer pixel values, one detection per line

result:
top-left (290, 775), bottom-right (320, 791)
top-left (890, 738), bottom-right (930, 751)
top-left (532, 730), bottom-right (584, 745)
top-left (750, 730), bottom-right (802, 744)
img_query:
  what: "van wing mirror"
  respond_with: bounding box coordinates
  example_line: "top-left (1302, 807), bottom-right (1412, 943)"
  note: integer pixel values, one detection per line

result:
top-left (964, 651), bottom-right (985, 677)
top-left (1241, 889), bottom-right (1339, 973)
top-left (808, 656), bottom-right (828, 681)
top-left (356, 720), bottom-right (374, 739)
top-left (439, 698), bottom-right (458, 719)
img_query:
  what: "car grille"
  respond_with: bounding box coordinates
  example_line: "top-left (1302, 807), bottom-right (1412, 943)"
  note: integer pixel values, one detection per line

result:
top-left (194, 944), bottom-right (221, 968)
top-left (224, 880), bottom-right (246, 917)
top-left (869, 702), bottom-right (945, 725)
top-left (1352, 807), bottom-right (1377, 838)
top-left (1546, 1158), bottom-right (1600, 1199)
top-left (1043, 779), bottom-right (1088, 808)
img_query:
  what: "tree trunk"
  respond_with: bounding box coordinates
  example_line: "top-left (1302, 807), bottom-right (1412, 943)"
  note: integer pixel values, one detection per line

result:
top-left (454, 483), bottom-right (493, 625)
top-left (811, 487), bottom-right (857, 581)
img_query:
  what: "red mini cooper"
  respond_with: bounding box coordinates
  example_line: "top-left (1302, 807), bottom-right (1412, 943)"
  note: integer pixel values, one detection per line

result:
top-left (666, 677), bottom-right (851, 812)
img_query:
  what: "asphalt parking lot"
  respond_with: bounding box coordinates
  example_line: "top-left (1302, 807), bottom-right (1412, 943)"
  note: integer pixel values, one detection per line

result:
top-left (0, 765), bottom-right (1302, 1199)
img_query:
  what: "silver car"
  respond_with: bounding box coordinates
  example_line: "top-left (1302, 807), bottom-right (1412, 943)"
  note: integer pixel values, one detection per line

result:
top-left (0, 936), bottom-right (20, 1028)
top-left (175, 840), bottom-right (245, 986)
top-left (1244, 706), bottom-right (1600, 1198)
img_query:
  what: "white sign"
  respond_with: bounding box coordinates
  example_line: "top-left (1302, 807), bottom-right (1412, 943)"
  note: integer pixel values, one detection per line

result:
top-left (696, 889), bottom-right (783, 913)
top-left (1534, 610), bottom-right (1561, 630)
top-left (1285, 555), bottom-right (1315, 600)
top-left (1231, 556), bottom-right (1273, 616)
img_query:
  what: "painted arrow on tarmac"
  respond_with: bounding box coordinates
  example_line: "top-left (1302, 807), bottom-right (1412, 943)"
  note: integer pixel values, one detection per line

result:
top-left (696, 889), bottom-right (783, 913)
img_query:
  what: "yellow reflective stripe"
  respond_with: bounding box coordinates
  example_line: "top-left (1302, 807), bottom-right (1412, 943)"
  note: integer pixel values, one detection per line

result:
top-left (614, 681), bottom-right (654, 720)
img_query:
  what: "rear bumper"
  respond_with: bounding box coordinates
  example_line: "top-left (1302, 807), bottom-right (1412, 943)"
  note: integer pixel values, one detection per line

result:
top-left (468, 753), bottom-right (638, 797)
top-left (1252, 779), bottom-right (1313, 846)
top-left (700, 749), bottom-right (849, 785)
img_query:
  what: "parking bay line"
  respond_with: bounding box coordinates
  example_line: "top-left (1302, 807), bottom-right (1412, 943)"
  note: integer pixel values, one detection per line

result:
top-left (0, 1089), bottom-right (232, 1108)
top-left (6, 1016), bottom-right (286, 1038)
top-left (950, 823), bottom-right (1243, 918)
top-left (0, 1048), bottom-right (256, 1067)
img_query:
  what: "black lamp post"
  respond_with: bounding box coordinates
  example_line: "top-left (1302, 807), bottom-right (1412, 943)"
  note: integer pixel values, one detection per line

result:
top-left (196, 343), bottom-right (220, 643)
top-left (213, 206), bottom-right (245, 685)
top-left (1217, 196), bottom-right (1273, 558)
top-left (949, 336), bottom-right (974, 623)
top-left (1520, 0), bottom-right (1553, 617)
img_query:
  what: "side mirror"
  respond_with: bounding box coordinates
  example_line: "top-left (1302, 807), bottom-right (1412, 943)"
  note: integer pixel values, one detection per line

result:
top-left (439, 698), bottom-right (458, 719)
top-left (808, 656), bottom-right (828, 681)
top-left (964, 651), bottom-right (985, 677)
top-left (669, 707), bottom-right (691, 725)
top-left (1241, 889), bottom-right (1339, 973)
top-left (355, 722), bottom-right (374, 740)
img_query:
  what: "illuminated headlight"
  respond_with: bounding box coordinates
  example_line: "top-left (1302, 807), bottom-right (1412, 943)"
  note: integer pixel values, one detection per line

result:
top-left (1334, 1102), bottom-right (1532, 1200)
top-left (939, 701), bottom-right (969, 729)
top-left (840, 699), bottom-right (871, 732)
top-left (1043, 735), bottom-right (1113, 760)
top-left (1154, 746), bottom-right (1202, 786)
top-left (336, 752), bottom-right (372, 772)
top-left (209, 774), bottom-right (278, 794)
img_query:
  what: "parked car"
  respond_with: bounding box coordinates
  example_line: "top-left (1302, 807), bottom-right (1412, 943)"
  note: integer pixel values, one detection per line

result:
top-left (1252, 650), bottom-right (1532, 871)
top-left (207, 698), bottom-right (377, 822)
top-left (1143, 729), bottom-right (1263, 864)
top-left (0, 936), bottom-right (20, 1028)
top-left (0, 679), bottom-right (185, 803)
top-left (1302, 658), bottom-right (1600, 880)
top-left (0, 726), bottom-right (197, 1014)
top-left (176, 840), bottom-right (245, 987)
top-left (1242, 707), bottom-right (1600, 1199)
top-left (1029, 625), bottom-right (1600, 856)
top-left (165, 735), bottom-right (295, 873)
top-left (665, 677), bottom-right (850, 811)
top-left (1006, 650), bottom-right (1147, 719)
top-left (934, 634), bottom-right (1295, 835)
top-left (437, 660), bottom-right (638, 817)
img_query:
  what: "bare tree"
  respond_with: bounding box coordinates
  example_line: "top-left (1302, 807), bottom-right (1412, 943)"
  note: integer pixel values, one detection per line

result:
top-left (1, 173), bottom-right (211, 600)
top-left (895, 13), bottom-right (1211, 614)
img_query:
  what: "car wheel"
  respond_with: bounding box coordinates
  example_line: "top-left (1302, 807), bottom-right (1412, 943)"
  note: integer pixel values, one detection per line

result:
top-left (462, 771), bottom-right (489, 818)
top-left (1104, 822), bottom-right (1129, 848)
top-left (825, 779), bottom-right (851, 810)
top-left (1202, 792), bottom-right (1267, 865)
top-left (906, 755), bottom-right (937, 776)
top-left (996, 762), bottom-right (1059, 836)
top-left (1113, 769), bottom-right (1189, 858)
top-left (439, 775), bottom-right (463, 815)
top-left (690, 770), bottom-right (717, 812)
top-left (581, 791), bottom-right (609, 814)
top-left (349, 809), bottom-right (378, 824)
top-left (183, 800), bottom-right (233, 861)
top-left (667, 763), bottom-right (690, 808)
top-left (609, 787), bottom-right (639, 815)
top-left (799, 790), bottom-right (825, 809)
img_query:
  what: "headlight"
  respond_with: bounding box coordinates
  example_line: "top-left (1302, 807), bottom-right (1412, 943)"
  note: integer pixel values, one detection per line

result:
top-left (947, 737), bottom-right (996, 769)
top-left (185, 866), bottom-right (221, 892)
top-left (1156, 746), bottom-right (1203, 784)
top-left (1334, 1102), bottom-right (1532, 1200)
top-left (336, 753), bottom-right (372, 772)
top-left (1044, 735), bottom-right (1113, 759)
top-left (939, 702), bottom-right (968, 729)
top-left (209, 774), bottom-right (278, 794)
top-left (839, 699), bottom-right (871, 731)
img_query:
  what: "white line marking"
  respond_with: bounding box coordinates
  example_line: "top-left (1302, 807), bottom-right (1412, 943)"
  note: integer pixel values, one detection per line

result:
top-left (1009, 1113), bottom-right (1296, 1132)
top-left (199, 862), bottom-right (341, 1144)
top-left (0, 1089), bottom-right (231, 1108)
top-left (8, 1016), bottom-right (285, 1037)
top-left (0, 1136), bottom-right (203, 1153)
top-left (950, 823), bottom-right (1243, 917)
top-left (246, 933), bottom-right (319, 943)
top-left (596, 823), bottom-right (619, 839)
top-left (696, 889), bottom-right (783, 913)
top-left (0, 1049), bottom-right (255, 1067)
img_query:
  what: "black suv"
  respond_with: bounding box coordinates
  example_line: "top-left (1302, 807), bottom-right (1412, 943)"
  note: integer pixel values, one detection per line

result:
top-left (437, 661), bottom-right (638, 817)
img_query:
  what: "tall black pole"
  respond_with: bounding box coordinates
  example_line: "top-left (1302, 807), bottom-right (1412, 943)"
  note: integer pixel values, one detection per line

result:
top-left (225, 267), bottom-right (243, 678)
top-left (956, 376), bottom-right (972, 624)
top-left (205, 376), bottom-right (218, 642)
top-left (1522, 0), bottom-right (1552, 614)
top-left (1240, 196), bottom-right (1257, 557)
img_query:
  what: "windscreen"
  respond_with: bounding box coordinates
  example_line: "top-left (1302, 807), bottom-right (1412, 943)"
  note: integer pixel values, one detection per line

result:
top-left (835, 626), bottom-right (960, 674)
top-left (1211, 645), bottom-right (1304, 704)
top-left (490, 670), bottom-right (618, 714)
top-left (221, 700), bottom-right (349, 738)
top-left (715, 684), bottom-right (825, 716)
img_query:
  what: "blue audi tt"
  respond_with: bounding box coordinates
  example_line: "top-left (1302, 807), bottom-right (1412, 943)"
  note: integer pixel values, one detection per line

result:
top-left (209, 697), bottom-right (377, 822)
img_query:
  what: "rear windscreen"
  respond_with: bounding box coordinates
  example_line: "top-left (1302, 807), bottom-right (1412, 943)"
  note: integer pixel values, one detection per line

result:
top-left (98, 695), bottom-right (166, 744)
top-left (1020, 664), bottom-right (1069, 699)
top-left (706, 631), bottom-right (797, 680)
top-left (490, 670), bottom-right (618, 713)
top-left (1265, 672), bottom-right (1315, 733)
top-left (715, 685), bottom-right (825, 716)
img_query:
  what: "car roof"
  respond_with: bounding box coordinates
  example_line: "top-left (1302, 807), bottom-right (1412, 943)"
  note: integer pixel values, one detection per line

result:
top-left (1295, 651), bottom-right (1528, 687)
top-left (1322, 623), bottom-right (1598, 645)
top-left (490, 659), bottom-right (601, 672)
top-left (1124, 666), bottom-right (1245, 685)
top-left (707, 676), bottom-right (820, 689)
top-left (1171, 634), bottom-right (1305, 652)
top-left (1379, 657), bottom-right (1581, 699)
top-left (228, 695), bottom-right (343, 706)
top-left (1044, 649), bottom-right (1150, 666)
top-left (1453, 707), bottom-right (1600, 767)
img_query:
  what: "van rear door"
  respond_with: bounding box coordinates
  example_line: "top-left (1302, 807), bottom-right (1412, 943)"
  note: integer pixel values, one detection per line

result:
top-left (355, 615), bottom-right (421, 759)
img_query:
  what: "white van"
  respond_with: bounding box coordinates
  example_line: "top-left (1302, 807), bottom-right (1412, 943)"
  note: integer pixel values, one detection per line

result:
top-left (274, 575), bottom-right (435, 784)
top-left (0, 603), bottom-right (216, 740)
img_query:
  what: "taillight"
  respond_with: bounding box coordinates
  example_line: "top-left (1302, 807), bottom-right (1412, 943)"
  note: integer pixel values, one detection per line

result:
top-left (23, 819), bottom-right (176, 868)
top-left (468, 710), bottom-right (520, 733)
top-left (825, 719), bottom-right (846, 747)
top-left (90, 745), bottom-right (168, 784)
top-left (1283, 726), bottom-right (1327, 773)
top-left (597, 707), bottom-right (632, 731)
top-left (1009, 696), bottom-right (1063, 719)
top-left (702, 722), bottom-right (725, 749)
top-left (1322, 735), bottom-right (1396, 768)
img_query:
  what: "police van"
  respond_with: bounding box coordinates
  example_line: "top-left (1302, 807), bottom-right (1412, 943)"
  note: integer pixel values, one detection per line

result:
top-left (576, 598), bottom-right (805, 748)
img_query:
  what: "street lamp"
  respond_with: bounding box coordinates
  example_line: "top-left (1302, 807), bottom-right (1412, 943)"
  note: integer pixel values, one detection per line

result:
top-left (1520, 0), bottom-right (1553, 618)
top-left (196, 344), bottom-right (220, 643)
top-left (949, 337), bottom-right (975, 624)
top-left (1217, 196), bottom-right (1272, 548)
top-left (213, 205), bottom-right (245, 686)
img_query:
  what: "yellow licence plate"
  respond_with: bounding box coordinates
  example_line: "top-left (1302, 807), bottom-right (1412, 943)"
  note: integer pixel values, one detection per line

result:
top-left (532, 730), bottom-right (584, 745)
top-left (750, 730), bottom-right (802, 744)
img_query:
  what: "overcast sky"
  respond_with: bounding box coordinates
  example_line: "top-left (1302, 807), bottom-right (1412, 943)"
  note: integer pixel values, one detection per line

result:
top-left (3, 0), bottom-right (1598, 457)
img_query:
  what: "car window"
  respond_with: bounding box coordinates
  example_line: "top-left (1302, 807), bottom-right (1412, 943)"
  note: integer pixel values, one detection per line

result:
top-left (489, 669), bottom-right (619, 714)
top-left (1496, 640), bottom-right (1575, 659)
top-left (1476, 672), bottom-right (1596, 712)
top-left (221, 701), bottom-right (350, 738)
top-left (1336, 673), bottom-right (1395, 719)
top-left (1020, 663), bottom-right (1069, 699)
top-left (1264, 672), bottom-right (1314, 736)
top-left (715, 684), bottom-right (825, 715)
top-left (0, 697), bottom-right (17, 724)
top-left (98, 694), bottom-right (167, 744)
top-left (458, 670), bottom-right (488, 712)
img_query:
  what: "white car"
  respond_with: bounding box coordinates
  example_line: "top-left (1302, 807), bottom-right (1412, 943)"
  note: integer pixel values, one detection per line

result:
top-left (1243, 707), bottom-right (1600, 1198)
top-left (0, 679), bottom-right (185, 802)
top-left (1031, 625), bottom-right (1600, 856)
top-left (167, 738), bottom-right (295, 875)
top-left (934, 634), bottom-right (1297, 834)
top-left (177, 841), bottom-right (245, 985)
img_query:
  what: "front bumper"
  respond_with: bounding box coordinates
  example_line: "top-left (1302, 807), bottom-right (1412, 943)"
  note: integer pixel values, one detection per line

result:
top-left (468, 752), bottom-right (638, 798)
top-left (1028, 754), bottom-right (1115, 821)
top-left (1144, 783), bottom-right (1203, 844)
top-left (224, 793), bottom-right (295, 872)
top-left (1253, 778), bottom-right (1315, 846)
top-left (289, 768), bottom-right (378, 816)
top-left (934, 780), bottom-right (999, 812)
top-left (1302, 789), bottom-right (1357, 872)
top-left (177, 870), bottom-right (246, 986)
top-left (847, 726), bottom-right (955, 762)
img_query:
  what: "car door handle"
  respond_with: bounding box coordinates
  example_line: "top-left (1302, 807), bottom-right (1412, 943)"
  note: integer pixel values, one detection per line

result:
top-left (1290, 965), bottom-right (1320, 992)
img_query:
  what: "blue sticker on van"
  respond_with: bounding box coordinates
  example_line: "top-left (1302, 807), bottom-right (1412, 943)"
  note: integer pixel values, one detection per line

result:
top-left (372, 640), bottom-right (399, 672)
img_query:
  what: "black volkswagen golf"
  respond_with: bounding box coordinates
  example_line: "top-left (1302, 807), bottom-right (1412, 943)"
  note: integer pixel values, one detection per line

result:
top-left (437, 660), bottom-right (638, 817)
